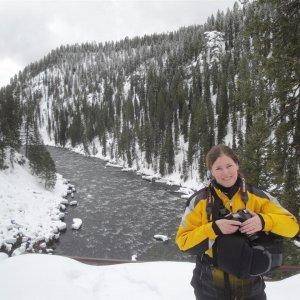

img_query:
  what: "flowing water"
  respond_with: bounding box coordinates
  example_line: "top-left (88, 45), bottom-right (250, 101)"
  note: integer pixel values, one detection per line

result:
top-left (47, 146), bottom-right (192, 262)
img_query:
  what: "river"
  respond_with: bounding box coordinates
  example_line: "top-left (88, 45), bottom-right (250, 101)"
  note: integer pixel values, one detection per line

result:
top-left (47, 146), bottom-right (192, 262)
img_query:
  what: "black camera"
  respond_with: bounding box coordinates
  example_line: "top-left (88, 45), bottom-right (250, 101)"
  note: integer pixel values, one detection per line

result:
top-left (224, 209), bottom-right (259, 241)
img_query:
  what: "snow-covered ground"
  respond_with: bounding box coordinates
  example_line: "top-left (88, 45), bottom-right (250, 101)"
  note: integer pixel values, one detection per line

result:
top-left (0, 152), bottom-right (71, 255)
top-left (0, 254), bottom-right (299, 300)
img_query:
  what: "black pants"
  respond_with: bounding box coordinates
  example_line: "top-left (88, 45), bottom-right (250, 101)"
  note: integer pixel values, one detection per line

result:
top-left (194, 290), bottom-right (267, 300)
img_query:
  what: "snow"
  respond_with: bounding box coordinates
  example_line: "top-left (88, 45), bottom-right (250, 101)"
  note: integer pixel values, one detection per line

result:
top-left (294, 239), bottom-right (300, 248)
top-left (0, 152), bottom-right (69, 254)
top-left (176, 186), bottom-right (195, 197)
top-left (106, 162), bottom-right (123, 168)
top-left (131, 254), bottom-right (137, 261)
top-left (153, 234), bottom-right (169, 242)
top-left (11, 243), bottom-right (26, 256)
top-left (204, 31), bottom-right (225, 65)
top-left (0, 252), bottom-right (9, 261)
top-left (0, 254), bottom-right (298, 300)
top-left (72, 218), bottom-right (83, 230)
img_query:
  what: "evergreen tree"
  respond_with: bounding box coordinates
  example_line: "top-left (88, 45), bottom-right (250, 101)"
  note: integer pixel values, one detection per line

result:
top-left (216, 70), bottom-right (229, 143)
top-left (27, 125), bottom-right (56, 189)
top-left (0, 82), bottom-right (22, 159)
top-left (164, 124), bottom-right (175, 174)
top-left (246, 0), bottom-right (299, 213)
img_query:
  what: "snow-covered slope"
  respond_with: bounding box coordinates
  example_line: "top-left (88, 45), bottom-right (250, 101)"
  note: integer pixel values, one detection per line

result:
top-left (29, 31), bottom-right (227, 194)
top-left (0, 152), bottom-right (69, 255)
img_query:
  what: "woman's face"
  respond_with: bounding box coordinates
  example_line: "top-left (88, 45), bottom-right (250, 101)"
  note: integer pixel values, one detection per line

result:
top-left (211, 155), bottom-right (239, 187)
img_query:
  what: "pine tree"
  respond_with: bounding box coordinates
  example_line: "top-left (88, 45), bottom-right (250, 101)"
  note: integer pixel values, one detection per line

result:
top-left (0, 82), bottom-right (22, 159)
top-left (69, 102), bottom-right (84, 147)
top-left (216, 70), bottom-right (229, 143)
top-left (27, 125), bottom-right (56, 189)
top-left (246, 0), bottom-right (299, 214)
top-left (165, 124), bottom-right (175, 174)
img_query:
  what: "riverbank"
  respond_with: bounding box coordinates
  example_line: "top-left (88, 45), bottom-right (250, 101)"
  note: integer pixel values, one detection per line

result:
top-left (44, 140), bottom-right (203, 199)
top-left (0, 151), bottom-right (70, 256)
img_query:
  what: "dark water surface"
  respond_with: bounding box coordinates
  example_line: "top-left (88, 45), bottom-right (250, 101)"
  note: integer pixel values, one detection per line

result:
top-left (47, 146), bottom-right (191, 262)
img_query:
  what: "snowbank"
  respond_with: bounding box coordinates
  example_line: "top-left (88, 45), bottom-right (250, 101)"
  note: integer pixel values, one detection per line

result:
top-left (0, 254), bottom-right (194, 300)
top-left (0, 154), bottom-right (69, 254)
top-left (0, 254), bottom-right (298, 300)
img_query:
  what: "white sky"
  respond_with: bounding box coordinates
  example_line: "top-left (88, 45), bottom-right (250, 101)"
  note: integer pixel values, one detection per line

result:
top-left (0, 0), bottom-right (237, 88)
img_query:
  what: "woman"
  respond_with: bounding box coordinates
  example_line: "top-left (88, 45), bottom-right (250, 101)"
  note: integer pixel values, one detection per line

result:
top-left (176, 144), bottom-right (299, 300)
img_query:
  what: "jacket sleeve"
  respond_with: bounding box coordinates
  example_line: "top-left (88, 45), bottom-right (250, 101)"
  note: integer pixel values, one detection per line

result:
top-left (175, 193), bottom-right (217, 255)
top-left (257, 192), bottom-right (299, 238)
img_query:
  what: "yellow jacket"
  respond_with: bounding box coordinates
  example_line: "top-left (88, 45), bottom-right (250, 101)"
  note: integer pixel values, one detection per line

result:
top-left (176, 184), bottom-right (299, 258)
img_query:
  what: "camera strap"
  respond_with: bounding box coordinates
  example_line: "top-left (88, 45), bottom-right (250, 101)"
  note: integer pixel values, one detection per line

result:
top-left (206, 185), bottom-right (230, 221)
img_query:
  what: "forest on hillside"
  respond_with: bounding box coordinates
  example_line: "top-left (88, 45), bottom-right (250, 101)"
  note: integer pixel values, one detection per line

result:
top-left (0, 0), bottom-right (299, 216)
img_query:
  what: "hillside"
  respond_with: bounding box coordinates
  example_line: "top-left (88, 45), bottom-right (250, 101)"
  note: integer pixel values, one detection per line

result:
top-left (0, 0), bottom-right (299, 216)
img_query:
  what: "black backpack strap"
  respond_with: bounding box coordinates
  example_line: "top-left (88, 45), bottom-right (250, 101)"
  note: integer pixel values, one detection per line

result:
top-left (240, 176), bottom-right (249, 204)
top-left (206, 185), bottom-right (214, 222)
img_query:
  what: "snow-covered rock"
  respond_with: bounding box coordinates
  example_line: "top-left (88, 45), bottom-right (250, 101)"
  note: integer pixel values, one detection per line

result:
top-left (39, 242), bottom-right (47, 249)
top-left (11, 243), bottom-right (27, 256)
top-left (22, 236), bottom-right (29, 242)
top-left (175, 186), bottom-right (194, 196)
top-left (3, 243), bottom-right (12, 251)
top-left (59, 212), bottom-right (65, 219)
top-left (60, 204), bottom-right (66, 211)
top-left (70, 201), bottom-right (78, 206)
top-left (56, 222), bottom-right (67, 231)
top-left (153, 234), bottom-right (169, 242)
top-left (131, 254), bottom-right (137, 261)
top-left (5, 238), bottom-right (17, 244)
top-left (61, 199), bottom-right (69, 205)
top-left (72, 218), bottom-right (82, 230)
top-left (142, 175), bottom-right (153, 181)
top-left (67, 184), bottom-right (76, 193)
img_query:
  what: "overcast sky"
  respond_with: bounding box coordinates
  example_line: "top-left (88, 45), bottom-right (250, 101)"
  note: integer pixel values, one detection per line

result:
top-left (0, 0), bottom-right (237, 88)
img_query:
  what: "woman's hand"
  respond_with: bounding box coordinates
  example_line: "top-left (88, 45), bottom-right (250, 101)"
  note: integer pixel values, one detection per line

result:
top-left (239, 211), bottom-right (262, 235)
top-left (215, 219), bottom-right (241, 234)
